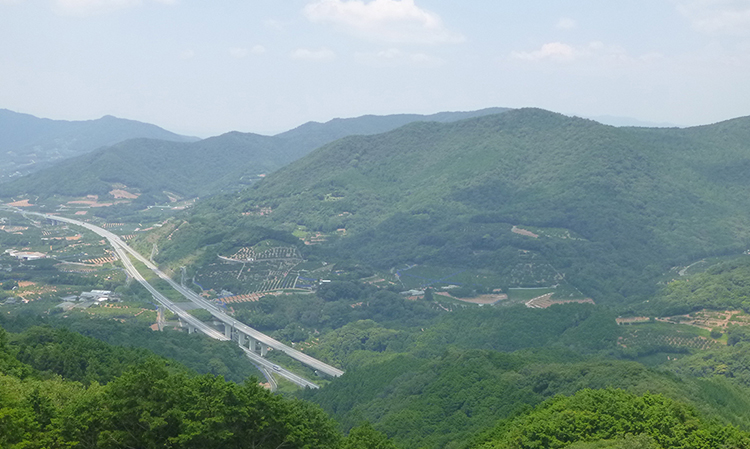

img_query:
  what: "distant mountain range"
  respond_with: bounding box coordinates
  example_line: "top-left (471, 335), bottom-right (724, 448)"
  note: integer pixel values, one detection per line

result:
top-left (0, 107), bottom-right (509, 202)
top-left (586, 115), bottom-right (679, 128)
top-left (158, 108), bottom-right (750, 302)
top-left (0, 109), bottom-right (197, 181)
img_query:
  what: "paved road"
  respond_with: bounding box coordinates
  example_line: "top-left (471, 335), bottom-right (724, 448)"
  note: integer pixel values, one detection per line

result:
top-left (10, 209), bottom-right (326, 388)
top-left (92, 221), bottom-right (342, 378)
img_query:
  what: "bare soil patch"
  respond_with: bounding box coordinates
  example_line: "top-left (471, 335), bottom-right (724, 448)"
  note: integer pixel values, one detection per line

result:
top-left (7, 199), bottom-right (33, 207)
top-left (437, 291), bottom-right (508, 304)
top-left (109, 189), bottom-right (139, 199)
top-left (512, 226), bottom-right (539, 238)
top-left (454, 293), bottom-right (509, 304)
top-left (526, 293), bottom-right (594, 309)
top-left (658, 309), bottom-right (750, 330)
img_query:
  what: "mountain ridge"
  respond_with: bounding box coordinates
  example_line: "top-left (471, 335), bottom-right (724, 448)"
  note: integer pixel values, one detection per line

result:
top-left (0, 109), bottom-right (197, 181)
top-left (157, 108), bottom-right (750, 302)
top-left (0, 107), bottom-right (512, 202)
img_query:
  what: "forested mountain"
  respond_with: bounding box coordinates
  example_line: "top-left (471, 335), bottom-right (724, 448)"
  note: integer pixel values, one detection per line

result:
top-left (157, 108), bottom-right (750, 303)
top-left (1, 133), bottom-right (289, 201)
top-left (0, 109), bottom-right (196, 181)
top-left (275, 107), bottom-right (509, 151)
top-left (297, 307), bottom-right (750, 448)
top-left (0, 324), bottom-right (395, 449)
top-left (1, 108), bottom-right (509, 203)
top-left (466, 388), bottom-right (750, 449)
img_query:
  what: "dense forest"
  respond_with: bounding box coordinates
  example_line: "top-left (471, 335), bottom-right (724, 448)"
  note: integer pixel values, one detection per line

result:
top-left (296, 302), bottom-right (750, 448)
top-left (0, 323), bottom-right (401, 449)
top-left (8, 107), bottom-right (750, 448)
top-left (466, 389), bottom-right (750, 449)
top-left (0, 108), bottom-right (507, 204)
top-left (149, 109), bottom-right (750, 304)
top-left (0, 312), bottom-right (263, 384)
top-left (5, 310), bottom-right (750, 449)
top-left (651, 256), bottom-right (750, 315)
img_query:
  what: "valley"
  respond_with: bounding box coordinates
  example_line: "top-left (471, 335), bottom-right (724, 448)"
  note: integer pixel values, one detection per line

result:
top-left (4, 107), bottom-right (750, 448)
top-left (9, 2), bottom-right (750, 446)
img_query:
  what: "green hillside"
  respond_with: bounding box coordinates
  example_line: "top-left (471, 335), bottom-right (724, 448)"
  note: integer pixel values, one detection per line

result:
top-left (0, 324), bottom-right (395, 449)
top-left (0, 109), bottom-right (195, 181)
top-left (1, 133), bottom-right (290, 201)
top-left (467, 388), bottom-right (750, 449)
top-left (156, 108), bottom-right (750, 302)
top-left (275, 107), bottom-right (509, 151)
top-left (1, 108), bottom-right (509, 205)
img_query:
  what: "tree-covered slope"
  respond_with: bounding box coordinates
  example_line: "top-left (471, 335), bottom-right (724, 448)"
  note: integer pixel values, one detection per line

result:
top-left (275, 107), bottom-right (509, 152)
top-left (298, 307), bottom-right (750, 448)
top-left (0, 109), bottom-right (195, 181)
top-left (2, 108), bottom-right (509, 203)
top-left (164, 108), bottom-right (750, 302)
top-left (467, 388), bottom-right (750, 449)
top-left (0, 323), bottom-right (394, 449)
top-left (1, 132), bottom-right (290, 200)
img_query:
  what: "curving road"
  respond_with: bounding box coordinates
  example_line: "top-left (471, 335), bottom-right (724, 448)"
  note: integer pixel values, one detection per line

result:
top-left (12, 209), bottom-right (331, 388)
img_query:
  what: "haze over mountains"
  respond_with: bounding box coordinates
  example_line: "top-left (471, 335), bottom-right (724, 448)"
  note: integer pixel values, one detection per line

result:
top-left (0, 107), bottom-right (508, 202)
top-left (6, 105), bottom-right (750, 449)
top-left (0, 109), bottom-right (197, 181)
top-left (156, 108), bottom-right (750, 303)
top-left (6, 104), bottom-right (750, 302)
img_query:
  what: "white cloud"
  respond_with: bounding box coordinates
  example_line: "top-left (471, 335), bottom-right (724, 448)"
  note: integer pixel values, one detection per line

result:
top-left (556, 17), bottom-right (577, 30)
top-left (179, 49), bottom-right (195, 60)
top-left (303, 0), bottom-right (464, 44)
top-left (291, 47), bottom-right (336, 61)
top-left (229, 45), bottom-right (266, 58)
top-left (512, 42), bottom-right (578, 62)
top-left (355, 48), bottom-right (444, 66)
top-left (511, 41), bottom-right (656, 65)
top-left (53, 0), bottom-right (175, 15)
top-left (674, 0), bottom-right (750, 35)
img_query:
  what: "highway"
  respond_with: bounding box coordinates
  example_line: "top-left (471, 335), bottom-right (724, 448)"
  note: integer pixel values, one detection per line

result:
top-left (11, 209), bottom-right (329, 388)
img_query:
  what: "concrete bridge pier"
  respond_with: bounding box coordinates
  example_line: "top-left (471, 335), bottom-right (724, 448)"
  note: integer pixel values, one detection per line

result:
top-left (244, 335), bottom-right (268, 357)
top-left (224, 323), bottom-right (233, 339)
top-left (179, 318), bottom-right (197, 334)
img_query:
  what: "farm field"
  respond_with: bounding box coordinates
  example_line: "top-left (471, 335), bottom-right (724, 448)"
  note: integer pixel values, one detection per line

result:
top-left (506, 287), bottom-right (557, 302)
top-left (617, 321), bottom-right (722, 363)
top-left (656, 254), bottom-right (750, 285)
top-left (78, 303), bottom-right (158, 325)
top-left (395, 265), bottom-right (509, 290)
top-left (195, 243), bottom-right (307, 296)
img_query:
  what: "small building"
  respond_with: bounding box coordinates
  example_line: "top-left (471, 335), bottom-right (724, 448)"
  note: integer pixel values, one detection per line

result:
top-left (5, 250), bottom-right (46, 261)
top-left (400, 289), bottom-right (425, 296)
top-left (79, 290), bottom-right (113, 302)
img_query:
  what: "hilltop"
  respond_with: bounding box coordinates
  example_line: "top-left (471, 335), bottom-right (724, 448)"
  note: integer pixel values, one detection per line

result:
top-left (155, 108), bottom-right (750, 302)
top-left (0, 109), bottom-right (196, 181)
top-left (0, 108), bottom-right (509, 204)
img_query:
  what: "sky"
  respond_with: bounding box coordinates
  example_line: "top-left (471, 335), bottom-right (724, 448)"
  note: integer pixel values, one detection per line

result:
top-left (1, 0), bottom-right (750, 137)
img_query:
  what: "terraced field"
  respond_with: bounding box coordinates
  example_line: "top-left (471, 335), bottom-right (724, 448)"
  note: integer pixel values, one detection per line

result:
top-left (195, 244), bottom-right (306, 295)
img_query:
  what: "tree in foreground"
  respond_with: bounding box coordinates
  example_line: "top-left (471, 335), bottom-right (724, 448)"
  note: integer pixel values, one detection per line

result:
top-left (469, 388), bottom-right (750, 449)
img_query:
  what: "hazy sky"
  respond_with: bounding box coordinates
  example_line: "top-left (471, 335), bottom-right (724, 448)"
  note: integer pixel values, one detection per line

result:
top-left (1, 0), bottom-right (749, 136)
